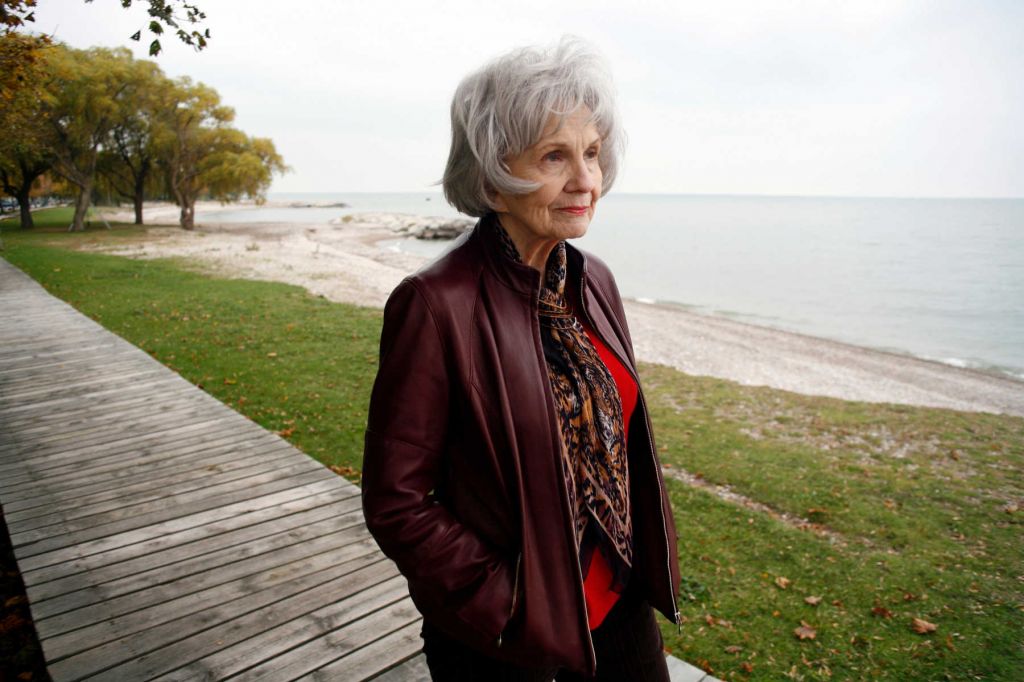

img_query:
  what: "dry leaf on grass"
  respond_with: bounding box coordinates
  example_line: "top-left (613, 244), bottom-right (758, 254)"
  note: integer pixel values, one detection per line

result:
top-left (871, 606), bottom-right (894, 619)
top-left (804, 595), bottom-right (822, 606)
top-left (911, 617), bottom-right (937, 634)
top-left (794, 621), bottom-right (817, 640)
top-left (724, 645), bottom-right (743, 654)
top-left (775, 576), bottom-right (792, 589)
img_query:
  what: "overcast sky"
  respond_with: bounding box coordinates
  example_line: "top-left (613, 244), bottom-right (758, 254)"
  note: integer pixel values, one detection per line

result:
top-left (30, 0), bottom-right (1024, 198)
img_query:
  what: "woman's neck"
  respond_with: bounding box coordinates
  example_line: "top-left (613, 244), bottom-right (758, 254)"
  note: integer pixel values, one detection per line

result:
top-left (496, 215), bottom-right (560, 272)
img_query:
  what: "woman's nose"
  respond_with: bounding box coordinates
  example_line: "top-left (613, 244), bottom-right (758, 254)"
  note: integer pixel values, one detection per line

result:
top-left (566, 154), bottom-right (597, 193)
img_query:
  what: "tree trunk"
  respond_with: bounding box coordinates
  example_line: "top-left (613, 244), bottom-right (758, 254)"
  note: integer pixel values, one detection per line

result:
top-left (71, 181), bottom-right (92, 232)
top-left (17, 188), bottom-right (33, 229)
top-left (132, 164), bottom-right (147, 224)
top-left (179, 200), bottom-right (195, 230)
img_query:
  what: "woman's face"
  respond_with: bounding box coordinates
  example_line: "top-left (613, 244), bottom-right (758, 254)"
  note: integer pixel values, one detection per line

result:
top-left (492, 107), bottom-right (603, 246)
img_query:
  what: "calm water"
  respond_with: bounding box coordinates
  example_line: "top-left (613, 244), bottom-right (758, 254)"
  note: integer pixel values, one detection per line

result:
top-left (205, 192), bottom-right (1024, 380)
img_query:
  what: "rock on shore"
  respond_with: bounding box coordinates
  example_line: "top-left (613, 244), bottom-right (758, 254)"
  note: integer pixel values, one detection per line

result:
top-left (335, 212), bottom-right (476, 239)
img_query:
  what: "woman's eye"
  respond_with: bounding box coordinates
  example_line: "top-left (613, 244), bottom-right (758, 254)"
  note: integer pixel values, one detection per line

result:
top-left (543, 151), bottom-right (563, 163)
top-left (586, 147), bottom-right (600, 159)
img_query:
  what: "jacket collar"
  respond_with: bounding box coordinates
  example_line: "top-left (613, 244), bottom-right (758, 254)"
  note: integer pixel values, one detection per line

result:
top-left (473, 212), bottom-right (589, 299)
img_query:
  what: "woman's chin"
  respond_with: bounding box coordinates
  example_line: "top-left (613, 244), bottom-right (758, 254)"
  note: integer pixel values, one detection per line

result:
top-left (554, 214), bottom-right (593, 240)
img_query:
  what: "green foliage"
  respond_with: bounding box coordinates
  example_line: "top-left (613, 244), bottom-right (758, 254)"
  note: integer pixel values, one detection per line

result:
top-left (166, 78), bottom-right (287, 228)
top-left (2, 42), bottom-right (285, 231)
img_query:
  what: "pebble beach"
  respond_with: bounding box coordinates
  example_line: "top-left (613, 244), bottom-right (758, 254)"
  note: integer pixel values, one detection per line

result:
top-left (93, 202), bottom-right (1024, 418)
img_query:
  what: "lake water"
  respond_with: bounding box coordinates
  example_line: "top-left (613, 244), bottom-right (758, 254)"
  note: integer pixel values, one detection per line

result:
top-left (204, 192), bottom-right (1024, 381)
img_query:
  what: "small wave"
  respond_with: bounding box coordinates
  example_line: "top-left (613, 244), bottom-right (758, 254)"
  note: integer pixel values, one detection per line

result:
top-left (636, 297), bottom-right (657, 305)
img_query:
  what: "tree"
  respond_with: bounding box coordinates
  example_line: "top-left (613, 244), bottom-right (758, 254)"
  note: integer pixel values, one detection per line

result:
top-left (44, 45), bottom-right (136, 231)
top-left (0, 31), bottom-right (53, 228)
top-left (96, 56), bottom-right (172, 223)
top-left (165, 78), bottom-right (286, 230)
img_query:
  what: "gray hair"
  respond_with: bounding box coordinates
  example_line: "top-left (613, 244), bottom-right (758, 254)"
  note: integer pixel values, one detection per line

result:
top-left (442, 36), bottom-right (625, 217)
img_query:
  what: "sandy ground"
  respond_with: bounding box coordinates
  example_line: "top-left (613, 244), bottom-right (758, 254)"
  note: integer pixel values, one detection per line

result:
top-left (91, 203), bottom-right (1024, 418)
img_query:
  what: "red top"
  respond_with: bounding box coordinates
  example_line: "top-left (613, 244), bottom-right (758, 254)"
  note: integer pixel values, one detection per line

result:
top-left (580, 322), bottom-right (638, 630)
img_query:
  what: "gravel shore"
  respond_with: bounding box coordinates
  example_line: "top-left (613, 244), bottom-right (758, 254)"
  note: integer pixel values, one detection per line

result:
top-left (92, 203), bottom-right (1024, 417)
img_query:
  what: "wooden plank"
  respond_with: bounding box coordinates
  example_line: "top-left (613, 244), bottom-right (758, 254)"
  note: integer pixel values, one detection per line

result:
top-left (1, 258), bottom-right (428, 681)
top-left (17, 477), bottom-right (344, 570)
top-left (0, 412), bottom-right (250, 478)
top-left (29, 495), bottom-right (363, 618)
top-left (38, 524), bottom-right (380, 649)
top-left (162, 575), bottom-right (411, 681)
top-left (7, 445), bottom-right (303, 532)
top-left (367, 654), bottom-right (431, 682)
top-left (26, 487), bottom-right (360, 602)
top-left (45, 556), bottom-right (398, 681)
top-left (231, 595), bottom-right (421, 682)
top-left (10, 467), bottom-right (335, 553)
top-left (299, 618), bottom-right (425, 682)
top-left (1, 430), bottom-right (286, 507)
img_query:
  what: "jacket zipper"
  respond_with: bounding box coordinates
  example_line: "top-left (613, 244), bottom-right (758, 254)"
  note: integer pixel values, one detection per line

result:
top-left (497, 551), bottom-right (523, 647)
top-left (576, 265), bottom-right (682, 634)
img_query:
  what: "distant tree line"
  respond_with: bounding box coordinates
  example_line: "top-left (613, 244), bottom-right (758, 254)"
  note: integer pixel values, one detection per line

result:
top-left (0, 34), bottom-right (285, 231)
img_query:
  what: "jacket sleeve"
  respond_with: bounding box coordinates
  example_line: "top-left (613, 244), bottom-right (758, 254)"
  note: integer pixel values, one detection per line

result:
top-left (361, 277), bottom-right (515, 645)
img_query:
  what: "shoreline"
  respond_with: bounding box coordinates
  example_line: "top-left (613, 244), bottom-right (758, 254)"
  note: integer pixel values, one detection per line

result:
top-left (89, 203), bottom-right (1024, 418)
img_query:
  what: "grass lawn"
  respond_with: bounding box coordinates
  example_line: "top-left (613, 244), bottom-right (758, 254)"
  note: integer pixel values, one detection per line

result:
top-left (2, 208), bottom-right (1022, 681)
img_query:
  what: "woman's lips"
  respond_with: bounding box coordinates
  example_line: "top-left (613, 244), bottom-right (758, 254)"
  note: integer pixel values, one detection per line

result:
top-left (557, 206), bottom-right (589, 216)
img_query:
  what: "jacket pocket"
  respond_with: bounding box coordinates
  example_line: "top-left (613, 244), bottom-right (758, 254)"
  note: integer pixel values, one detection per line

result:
top-left (497, 551), bottom-right (523, 647)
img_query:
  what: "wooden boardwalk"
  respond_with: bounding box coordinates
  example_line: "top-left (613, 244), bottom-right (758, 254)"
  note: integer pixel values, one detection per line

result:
top-left (0, 256), bottom-right (715, 682)
top-left (0, 258), bottom-right (430, 681)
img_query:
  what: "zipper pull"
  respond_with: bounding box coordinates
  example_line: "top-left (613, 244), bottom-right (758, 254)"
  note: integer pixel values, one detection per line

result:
top-left (675, 610), bottom-right (682, 635)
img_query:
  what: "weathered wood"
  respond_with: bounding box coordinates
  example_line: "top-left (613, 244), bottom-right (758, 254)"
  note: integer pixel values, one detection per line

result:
top-left (232, 595), bottom-right (421, 682)
top-left (301, 619), bottom-right (426, 682)
top-left (19, 477), bottom-right (343, 572)
top-left (8, 445), bottom-right (304, 531)
top-left (38, 528), bottom-right (382, 653)
top-left (0, 257), bottom-right (451, 680)
top-left (367, 654), bottom-right (431, 682)
top-left (29, 496), bottom-right (364, 619)
top-left (162, 574), bottom-right (411, 681)
top-left (3, 436), bottom-right (291, 514)
top-left (26, 488), bottom-right (360, 599)
top-left (46, 557), bottom-right (399, 681)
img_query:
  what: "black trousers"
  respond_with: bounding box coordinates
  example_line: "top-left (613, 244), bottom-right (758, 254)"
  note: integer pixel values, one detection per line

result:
top-left (419, 578), bottom-right (671, 682)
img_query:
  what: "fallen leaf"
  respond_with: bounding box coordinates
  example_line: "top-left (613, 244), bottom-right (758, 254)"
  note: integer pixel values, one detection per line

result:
top-left (804, 595), bottom-right (822, 606)
top-left (266, 352), bottom-right (278, 358)
top-left (794, 621), bottom-right (817, 640)
top-left (223, 378), bottom-right (237, 385)
top-left (871, 606), bottom-right (893, 619)
top-left (277, 427), bottom-right (295, 438)
top-left (883, 499), bottom-right (897, 509)
top-left (724, 645), bottom-right (743, 654)
top-left (775, 576), bottom-right (791, 590)
top-left (741, 661), bottom-right (754, 673)
top-left (911, 617), bottom-right (937, 634)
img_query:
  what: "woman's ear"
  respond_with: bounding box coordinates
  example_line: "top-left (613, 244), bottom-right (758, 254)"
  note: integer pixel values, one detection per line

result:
top-left (485, 183), bottom-right (508, 213)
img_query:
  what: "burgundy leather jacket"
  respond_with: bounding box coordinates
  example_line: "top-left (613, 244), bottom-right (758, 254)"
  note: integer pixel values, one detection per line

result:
top-left (362, 213), bottom-right (681, 676)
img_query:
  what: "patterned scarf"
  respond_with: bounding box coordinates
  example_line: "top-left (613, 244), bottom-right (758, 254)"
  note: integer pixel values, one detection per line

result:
top-left (491, 217), bottom-right (633, 588)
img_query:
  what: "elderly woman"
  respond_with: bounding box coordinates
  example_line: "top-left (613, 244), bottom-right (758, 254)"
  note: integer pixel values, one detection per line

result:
top-left (362, 37), bottom-right (681, 681)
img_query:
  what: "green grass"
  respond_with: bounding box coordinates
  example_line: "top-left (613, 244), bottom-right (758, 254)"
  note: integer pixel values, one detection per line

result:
top-left (2, 212), bottom-right (1022, 680)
